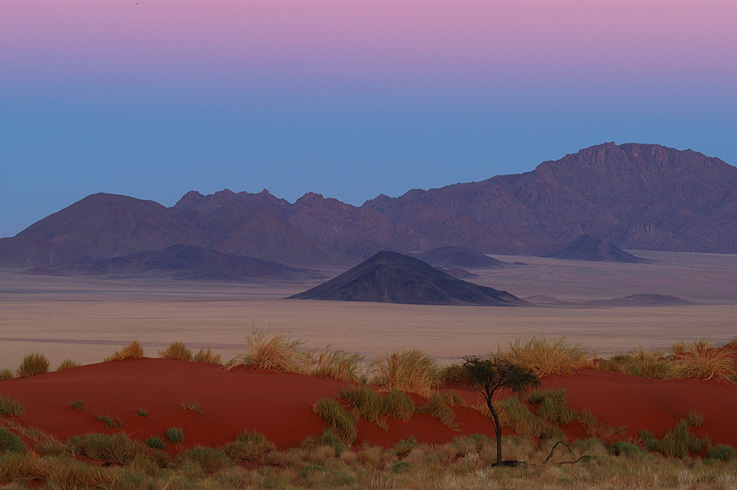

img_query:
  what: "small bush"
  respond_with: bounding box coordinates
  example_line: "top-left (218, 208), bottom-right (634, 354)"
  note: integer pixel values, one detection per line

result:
top-left (300, 428), bottom-right (347, 456)
top-left (0, 396), bottom-right (25, 417)
top-left (56, 359), bottom-right (79, 371)
top-left (502, 337), bottom-right (592, 376)
top-left (339, 386), bottom-right (385, 427)
top-left (70, 400), bottom-right (85, 411)
top-left (499, 397), bottom-right (563, 440)
top-left (96, 415), bottom-right (116, 429)
top-left (392, 436), bottom-right (417, 458)
top-left (180, 446), bottom-right (234, 473)
top-left (685, 411), bottom-right (704, 428)
top-left (709, 444), bottom-right (737, 462)
top-left (312, 398), bottom-right (357, 445)
top-left (16, 353), bottom-right (50, 378)
top-left (371, 349), bottom-right (439, 395)
top-left (227, 330), bottom-right (310, 373)
top-left (137, 408), bottom-right (147, 417)
top-left (0, 369), bottom-right (13, 380)
top-left (107, 340), bottom-right (145, 361)
top-left (527, 388), bottom-right (577, 425)
top-left (159, 342), bottom-right (193, 361)
top-left (145, 436), bottom-right (166, 450)
top-left (67, 432), bottom-right (144, 464)
top-left (222, 430), bottom-right (275, 461)
top-left (193, 348), bottom-right (221, 364)
top-left (311, 347), bottom-right (365, 382)
top-left (0, 428), bottom-right (26, 453)
top-left (182, 402), bottom-right (204, 414)
top-left (165, 427), bottom-right (185, 443)
top-left (382, 388), bottom-right (415, 421)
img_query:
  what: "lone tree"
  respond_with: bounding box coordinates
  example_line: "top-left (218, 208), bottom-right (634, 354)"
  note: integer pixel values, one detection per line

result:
top-left (462, 355), bottom-right (540, 466)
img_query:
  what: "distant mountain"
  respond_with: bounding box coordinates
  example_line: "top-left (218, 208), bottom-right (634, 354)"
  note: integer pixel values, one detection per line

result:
top-left (588, 294), bottom-right (694, 307)
top-left (25, 245), bottom-right (310, 281)
top-left (411, 246), bottom-right (506, 269)
top-left (289, 251), bottom-right (524, 306)
top-left (545, 234), bottom-right (650, 263)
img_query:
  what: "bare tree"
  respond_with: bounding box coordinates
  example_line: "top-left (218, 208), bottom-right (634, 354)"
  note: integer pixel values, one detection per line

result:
top-left (462, 355), bottom-right (540, 466)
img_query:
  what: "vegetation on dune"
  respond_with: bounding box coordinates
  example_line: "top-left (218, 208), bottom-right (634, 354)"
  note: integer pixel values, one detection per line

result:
top-left (221, 430), bottom-right (275, 462)
top-left (311, 346), bottom-right (365, 382)
top-left (159, 341), bottom-right (193, 361)
top-left (55, 359), bottom-right (80, 371)
top-left (226, 330), bottom-right (311, 373)
top-left (106, 340), bottom-right (145, 361)
top-left (193, 348), bottom-right (221, 364)
top-left (0, 396), bottom-right (25, 417)
top-left (0, 369), bottom-right (13, 381)
top-left (370, 349), bottom-right (439, 395)
top-left (312, 398), bottom-right (357, 445)
top-left (501, 337), bottom-right (593, 376)
top-left (165, 427), bottom-right (185, 444)
top-left (15, 353), bottom-right (50, 378)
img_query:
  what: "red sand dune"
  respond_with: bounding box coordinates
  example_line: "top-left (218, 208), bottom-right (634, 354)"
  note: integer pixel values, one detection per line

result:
top-left (2, 358), bottom-right (737, 453)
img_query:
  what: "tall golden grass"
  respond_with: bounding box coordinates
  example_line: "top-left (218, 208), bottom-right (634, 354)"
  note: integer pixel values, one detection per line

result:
top-left (106, 340), bottom-right (144, 361)
top-left (226, 330), bottom-right (310, 373)
top-left (501, 337), bottom-right (593, 376)
top-left (370, 349), bottom-right (439, 395)
top-left (598, 348), bottom-right (675, 379)
top-left (15, 353), bottom-right (50, 378)
top-left (158, 341), bottom-right (193, 361)
top-left (670, 341), bottom-right (736, 382)
top-left (311, 347), bottom-right (365, 382)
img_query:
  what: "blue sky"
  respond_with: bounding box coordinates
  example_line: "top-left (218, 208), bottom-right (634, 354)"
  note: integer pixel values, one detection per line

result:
top-left (2, 0), bottom-right (736, 237)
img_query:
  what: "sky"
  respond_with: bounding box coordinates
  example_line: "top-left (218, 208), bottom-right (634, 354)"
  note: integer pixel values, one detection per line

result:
top-left (2, 0), bottom-right (736, 237)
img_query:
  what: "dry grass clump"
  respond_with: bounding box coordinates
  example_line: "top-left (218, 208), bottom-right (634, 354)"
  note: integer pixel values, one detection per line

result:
top-left (193, 348), bottom-right (221, 364)
top-left (56, 359), bottom-right (80, 371)
top-left (227, 330), bottom-right (311, 373)
top-left (670, 341), bottom-right (736, 381)
top-left (107, 340), bottom-right (145, 361)
top-left (159, 341), bottom-right (193, 361)
top-left (370, 349), bottom-right (439, 395)
top-left (221, 430), bottom-right (275, 462)
top-left (310, 347), bottom-right (365, 382)
top-left (67, 432), bottom-right (145, 465)
top-left (0, 369), bottom-right (14, 381)
top-left (501, 337), bottom-right (593, 376)
top-left (417, 393), bottom-right (456, 428)
top-left (16, 353), bottom-right (50, 378)
top-left (599, 348), bottom-right (675, 379)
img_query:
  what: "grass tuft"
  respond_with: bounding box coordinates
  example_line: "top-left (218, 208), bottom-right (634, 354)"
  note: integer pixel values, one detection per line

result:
top-left (180, 446), bottom-right (234, 473)
top-left (56, 359), bottom-right (80, 371)
top-left (159, 342), bottom-right (193, 361)
top-left (382, 388), bottom-right (415, 421)
top-left (182, 402), bottom-right (204, 414)
top-left (370, 349), bottom-right (439, 395)
top-left (417, 393), bottom-right (456, 428)
top-left (221, 430), bottom-right (275, 461)
top-left (501, 337), bottom-right (592, 376)
top-left (312, 398), bottom-right (357, 445)
top-left (107, 340), bottom-right (144, 361)
top-left (0, 396), bottom-right (25, 417)
top-left (599, 348), bottom-right (675, 379)
top-left (227, 330), bottom-right (310, 373)
top-left (67, 432), bottom-right (144, 464)
top-left (670, 341), bottom-right (736, 381)
top-left (527, 388), bottom-right (577, 425)
top-left (339, 386), bottom-right (386, 428)
top-left (0, 428), bottom-right (26, 453)
top-left (145, 436), bottom-right (165, 450)
top-left (193, 348), bottom-right (221, 364)
top-left (311, 347), bottom-right (365, 382)
top-left (16, 353), bottom-right (50, 378)
top-left (136, 408), bottom-right (147, 417)
top-left (498, 397), bottom-right (563, 440)
top-left (0, 369), bottom-right (13, 380)
top-left (70, 400), bottom-right (85, 411)
top-left (709, 444), bottom-right (737, 461)
top-left (165, 427), bottom-right (185, 443)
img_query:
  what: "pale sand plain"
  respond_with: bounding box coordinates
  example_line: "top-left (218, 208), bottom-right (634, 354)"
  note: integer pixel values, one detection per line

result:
top-left (1, 250), bottom-right (735, 369)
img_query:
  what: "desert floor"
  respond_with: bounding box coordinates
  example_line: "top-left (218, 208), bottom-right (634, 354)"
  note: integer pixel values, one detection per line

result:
top-left (1, 250), bottom-right (736, 369)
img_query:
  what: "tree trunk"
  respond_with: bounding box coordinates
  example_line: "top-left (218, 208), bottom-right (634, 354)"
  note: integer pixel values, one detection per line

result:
top-left (487, 399), bottom-right (503, 466)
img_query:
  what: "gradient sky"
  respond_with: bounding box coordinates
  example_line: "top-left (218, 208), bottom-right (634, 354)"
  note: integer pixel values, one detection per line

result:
top-left (2, 0), bottom-right (736, 237)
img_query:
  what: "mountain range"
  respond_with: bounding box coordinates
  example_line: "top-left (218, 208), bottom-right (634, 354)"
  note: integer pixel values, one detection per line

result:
top-left (1, 142), bottom-right (735, 275)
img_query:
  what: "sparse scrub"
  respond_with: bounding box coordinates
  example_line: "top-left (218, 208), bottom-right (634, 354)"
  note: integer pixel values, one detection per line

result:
top-left (311, 347), bottom-right (364, 382)
top-left (370, 349), bottom-right (439, 395)
top-left (501, 337), bottom-right (592, 376)
top-left (136, 408), bottom-right (147, 417)
top-left (70, 400), bottom-right (85, 411)
top-left (182, 402), bottom-right (204, 414)
top-left (159, 341), bottom-right (193, 361)
top-left (392, 436), bottom-right (417, 458)
top-left (312, 398), bottom-right (357, 445)
top-left (527, 388), bottom-right (577, 425)
top-left (300, 428), bottom-right (347, 456)
top-left (107, 340), bottom-right (145, 361)
top-left (67, 432), bottom-right (144, 464)
top-left (95, 415), bottom-right (116, 429)
top-left (165, 427), bottom-right (185, 443)
top-left (145, 436), bottom-right (166, 450)
top-left (417, 393), bottom-right (456, 428)
top-left (56, 359), bottom-right (79, 371)
top-left (685, 410), bottom-right (704, 427)
top-left (180, 446), bottom-right (234, 473)
top-left (499, 397), bottom-right (563, 440)
top-left (599, 348), bottom-right (675, 379)
top-left (0, 396), bottom-right (25, 416)
top-left (16, 352), bottom-right (50, 378)
top-left (193, 348), bottom-right (221, 364)
top-left (0, 428), bottom-right (26, 453)
top-left (221, 430), bottom-right (275, 461)
top-left (639, 417), bottom-right (709, 458)
top-left (227, 330), bottom-right (310, 373)
top-left (709, 444), bottom-right (737, 461)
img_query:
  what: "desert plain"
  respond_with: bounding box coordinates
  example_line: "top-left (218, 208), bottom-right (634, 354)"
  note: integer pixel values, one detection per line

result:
top-left (2, 249), bottom-right (735, 369)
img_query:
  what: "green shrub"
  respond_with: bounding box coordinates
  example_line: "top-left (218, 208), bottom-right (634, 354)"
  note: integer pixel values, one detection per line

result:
top-left (382, 388), bottom-right (415, 421)
top-left (312, 398), bottom-right (357, 445)
top-left (16, 353), bottom-right (49, 378)
top-left (180, 446), bottom-right (234, 473)
top-left (339, 386), bottom-right (385, 427)
top-left (0, 428), bottom-right (25, 453)
top-left (165, 427), bottom-right (185, 443)
top-left (96, 415), bottom-right (116, 429)
top-left (608, 441), bottom-right (642, 456)
top-left (145, 436), bottom-right (166, 450)
top-left (70, 400), bottom-right (85, 411)
top-left (56, 359), bottom-right (80, 371)
top-left (417, 393), bottom-right (456, 428)
top-left (67, 433), bottom-right (143, 464)
top-left (221, 430), bottom-right (275, 461)
top-left (709, 444), bottom-right (737, 462)
top-left (137, 408), bottom-right (147, 417)
top-left (499, 397), bottom-right (563, 440)
top-left (159, 342), bottom-right (193, 361)
top-left (193, 348), bottom-right (221, 364)
top-left (0, 396), bottom-right (25, 417)
top-left (685, 411), bottom-right (704, 428)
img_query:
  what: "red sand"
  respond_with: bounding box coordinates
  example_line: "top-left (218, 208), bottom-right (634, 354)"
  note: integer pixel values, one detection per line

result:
top-left (1, 359), bottom-right (736, 453)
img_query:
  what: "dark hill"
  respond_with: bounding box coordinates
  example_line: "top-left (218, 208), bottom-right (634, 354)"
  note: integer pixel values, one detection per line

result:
top-left (545, 235), bottom-right (650, 263)
top-left (25, 245), bottom-right (309, 281)
top-left (588, 294), bottom-right (694, 307)
top-left (289, 251), bottom-right (524, 306)
top-left (412, 246), bottom-right (506, 269)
